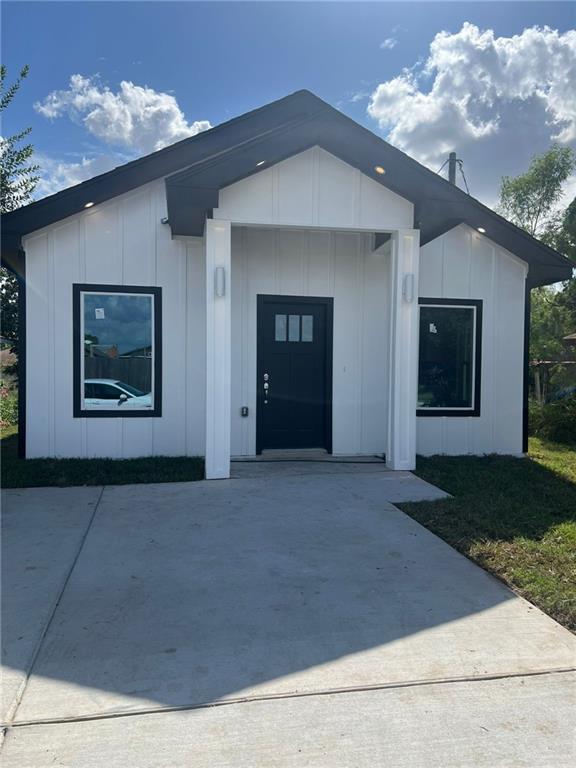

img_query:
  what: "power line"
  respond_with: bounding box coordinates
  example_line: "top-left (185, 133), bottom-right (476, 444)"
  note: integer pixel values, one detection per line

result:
top-left (436, 158), bottom-right (449, 175)
top-left (436, 154), bottom-right (472, 195)
top-left (457, 159), bottom-right (471, 195)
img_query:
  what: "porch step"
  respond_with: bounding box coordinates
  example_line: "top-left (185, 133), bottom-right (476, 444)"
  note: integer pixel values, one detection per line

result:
top-left (231, 450), bottom-right (386, 464)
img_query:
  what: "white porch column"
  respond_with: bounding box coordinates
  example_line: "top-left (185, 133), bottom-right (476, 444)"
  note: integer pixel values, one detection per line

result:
top-left (387, 228), bottom-right (420, 470)
top-left (205, 219), bottom-right (232, 479)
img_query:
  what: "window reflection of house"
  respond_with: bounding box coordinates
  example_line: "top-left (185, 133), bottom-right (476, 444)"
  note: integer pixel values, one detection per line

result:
top-left (84, 342), bottom-right (119, 359)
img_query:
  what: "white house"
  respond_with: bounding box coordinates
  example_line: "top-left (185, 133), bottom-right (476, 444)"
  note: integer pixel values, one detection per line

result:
top-left (2, 91), bottom-right (572, 478)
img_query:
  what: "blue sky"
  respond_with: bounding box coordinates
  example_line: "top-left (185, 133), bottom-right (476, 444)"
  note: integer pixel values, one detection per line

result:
top-left (2, 1), bottom-right (575, 206)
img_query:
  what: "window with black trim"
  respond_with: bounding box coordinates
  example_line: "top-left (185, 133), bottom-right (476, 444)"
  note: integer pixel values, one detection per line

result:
top-left (417, 298), bottom-right (482, 417)
top-left (73, 285), bottom-right (162, 417)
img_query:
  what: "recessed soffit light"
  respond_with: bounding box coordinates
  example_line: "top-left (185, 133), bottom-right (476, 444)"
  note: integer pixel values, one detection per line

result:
top-left (84, 202), bottom-right (95, 209)
top-left (477, 227), bottom-right (486, 234)
top-left (256, 160), bottom-right (266, 167)
top-left (374, 165), bottom-right (386, 175)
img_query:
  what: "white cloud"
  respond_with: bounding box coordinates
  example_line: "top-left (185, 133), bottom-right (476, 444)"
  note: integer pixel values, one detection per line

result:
top-left (350, 91), bottom-right (371, 103)
top-left (35, 75), bottom-right (211, 154)
top-left (380, 38), bottom-right (397, 51)
top-left (34, 153), bottom-right (122, 198)
top-left (367, 24), bottom-right (576, 203)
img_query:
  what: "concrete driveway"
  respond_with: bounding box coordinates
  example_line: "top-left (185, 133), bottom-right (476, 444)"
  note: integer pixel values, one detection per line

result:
top-left (1, 462), bottom-right (575, 766)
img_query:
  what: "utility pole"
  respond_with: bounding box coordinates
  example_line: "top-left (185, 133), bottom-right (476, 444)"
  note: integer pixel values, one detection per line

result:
top-left (448, 152), bottom-right (457, 185)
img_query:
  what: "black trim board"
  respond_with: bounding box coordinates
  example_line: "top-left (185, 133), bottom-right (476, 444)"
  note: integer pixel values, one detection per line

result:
top-left (256, 294), bottom-right (333, 454)
top-left (17, 263), bottom-right (26, 458)
top-left (523, 287), bottom-right (531, 453)
top-left (2, 90), bottom-right (572, 288)
top-left (72, 284), bottom-right (162, 418)
top-left (417, 298), bottom-right (483, 418)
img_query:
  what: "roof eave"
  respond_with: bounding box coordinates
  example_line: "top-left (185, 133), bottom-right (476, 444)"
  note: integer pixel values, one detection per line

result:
top-left (2, 89), bottom-right (572, 288)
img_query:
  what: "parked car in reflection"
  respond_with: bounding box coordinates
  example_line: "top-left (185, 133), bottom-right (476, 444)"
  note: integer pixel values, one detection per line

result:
top-left (84, 379), bottom-right (152, 409)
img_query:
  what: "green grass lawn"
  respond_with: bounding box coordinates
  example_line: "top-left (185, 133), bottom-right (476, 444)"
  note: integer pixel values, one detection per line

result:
top-left (399, 437), bottom-right (576, 631)
top-left (1, 427), bottom-right (204, 488)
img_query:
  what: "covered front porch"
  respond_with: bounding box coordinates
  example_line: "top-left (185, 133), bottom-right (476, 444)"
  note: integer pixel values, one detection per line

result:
top-left (204, 219), bottom-right (420, 479)
top-left (168, 142), bottom-right (423, 479)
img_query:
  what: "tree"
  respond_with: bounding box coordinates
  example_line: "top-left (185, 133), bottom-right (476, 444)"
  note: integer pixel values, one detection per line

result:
top-left (0, 65), bottom-right (39, 349)
top-left (0, 277), bottom-right (18, 345)
top-left (0, 65), bottom-right (39, 212)
top-left (498, 146), bottom-right (576, 403)
top-left (530, 286), bottom-right (573, 402)
top-left (498, 145), bottom-right (575, 237)
top-left (546, 197), bottom-right (576, 264)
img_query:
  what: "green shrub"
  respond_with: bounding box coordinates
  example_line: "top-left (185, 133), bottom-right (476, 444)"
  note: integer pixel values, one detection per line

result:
top-left (0, 386), bottom-right (18, 427)
top-left (530, 395), bottom-right (576, 445)
top-left (528, 399), bottom-right (544, 436)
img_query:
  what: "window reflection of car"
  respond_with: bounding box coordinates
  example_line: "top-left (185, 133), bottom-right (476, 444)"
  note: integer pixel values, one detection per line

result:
top-left (84, 379), bottom-right (152, 408)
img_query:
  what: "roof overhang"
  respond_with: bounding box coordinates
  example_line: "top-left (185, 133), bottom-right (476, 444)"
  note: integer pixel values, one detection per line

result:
top-left (2, 89), bottom-right (573, 288)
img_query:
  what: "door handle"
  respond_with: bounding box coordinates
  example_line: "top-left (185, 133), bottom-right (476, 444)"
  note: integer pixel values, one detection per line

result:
top-left (264, 373), bottom-right (270, 404)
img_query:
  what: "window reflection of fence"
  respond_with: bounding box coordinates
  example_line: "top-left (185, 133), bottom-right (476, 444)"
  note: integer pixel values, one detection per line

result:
top-left (84, 357), bottom-right (152, 393)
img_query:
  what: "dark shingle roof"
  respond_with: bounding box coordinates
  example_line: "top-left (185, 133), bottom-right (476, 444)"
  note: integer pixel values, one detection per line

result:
top-left (2, 90), bottom-right (572, 287)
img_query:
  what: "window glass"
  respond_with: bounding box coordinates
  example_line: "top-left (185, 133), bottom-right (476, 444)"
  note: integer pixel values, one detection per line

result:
top-left (418, 306), bottom-right (475, 409)
top-left (91, 383), bottom-right (123, 400)
top-left (119, 382), bottom-right (146, 397)
top-left (288, 314), bottom-right (300, 342)
top-left (301, 315), bottom-right (313, 342)
top-left (82, 292), bottom-right (154, 411)
top-left (275, 314), bottom-right (287, 342)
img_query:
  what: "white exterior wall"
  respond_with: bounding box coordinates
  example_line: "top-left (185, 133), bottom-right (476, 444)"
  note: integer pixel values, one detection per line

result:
top-left (219, 146), bottom-right (413, 458)
top-left (214, 146), bottom-right (414, 231)
top-left (23, 147), bottom-right (413, 461)
top-left (22, 145), bottom-right (527, 462)
top-left (231, 227), bottom-right (391, 456)
top-left (24, 180), bottom-right (206, 458)
top-left (417, 224), bottom-right (528, 456)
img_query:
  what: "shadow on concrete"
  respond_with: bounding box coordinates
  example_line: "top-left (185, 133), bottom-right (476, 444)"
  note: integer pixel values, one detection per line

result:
top-left (2, 465), bottom-right (574, 724)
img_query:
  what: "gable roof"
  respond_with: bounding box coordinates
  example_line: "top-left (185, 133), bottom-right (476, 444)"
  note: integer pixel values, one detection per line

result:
top-left (2, 89), bottom-right (572, 287)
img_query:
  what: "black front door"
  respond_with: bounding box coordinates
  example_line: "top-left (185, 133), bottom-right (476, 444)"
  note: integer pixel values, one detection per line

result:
top-left (256, 295), bottom-right (333, 453)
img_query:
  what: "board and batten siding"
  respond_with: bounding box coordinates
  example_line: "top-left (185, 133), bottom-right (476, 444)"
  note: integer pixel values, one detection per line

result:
top-left (24, 180), bottom-right (206, 459)
top-left (231, 227), bottom-right (391, 456)
top-left (214, 146), bottom-right (414, 231)
top-left (417, 224), bottom-right (528, 456)
top-left (22, 144), bottom-right (527, 461)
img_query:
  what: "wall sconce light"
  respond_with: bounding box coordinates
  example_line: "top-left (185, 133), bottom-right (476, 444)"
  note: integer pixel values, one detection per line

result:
top-left (402, 273), bottom-right (415, 303)
top-left (214, 266), bottom-right (226, 297)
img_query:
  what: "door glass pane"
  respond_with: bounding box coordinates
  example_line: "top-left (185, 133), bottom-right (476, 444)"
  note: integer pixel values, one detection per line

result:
top-left (288, 314), bottom-right (300, 342)
top-left (417, 306), bottom-right (475, 408)
top-left (275, 314), bottom-right (287, 342)
top-left (301, 315), bottom-right (313, 342)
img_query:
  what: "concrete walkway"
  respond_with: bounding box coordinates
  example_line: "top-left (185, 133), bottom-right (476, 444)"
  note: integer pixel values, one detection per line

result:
top-left (1, 463), bottom-right (575, 766)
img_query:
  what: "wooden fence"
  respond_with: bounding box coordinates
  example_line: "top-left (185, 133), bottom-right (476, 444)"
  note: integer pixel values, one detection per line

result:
top-left (84, 358), bottom-right (152, 393)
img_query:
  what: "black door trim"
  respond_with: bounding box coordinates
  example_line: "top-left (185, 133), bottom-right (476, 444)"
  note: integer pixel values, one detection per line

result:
top-left (256, 294), bottom-right (333, 454)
